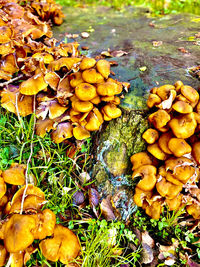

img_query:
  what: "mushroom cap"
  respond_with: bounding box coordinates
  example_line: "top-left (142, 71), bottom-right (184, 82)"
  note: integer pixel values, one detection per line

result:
top-left (4, 214), bottom-right (36, 253)
top-left (96, 59), bottom-right (110, 79)
top-left (133, 187), bottom-right (153, 207)
top-left (165, 172), bottom-right (184, 186)
top-left (111, 96), bottom-right (121, 105)
top-left (192, 141), bottom-right (200, 165)
top-left (130, 152), bottom-right (153, 171)
top-left (0, 26), bottom-right (12, 44)
top-left (48, 57), bottom-right (81, 71)
top-left (169, 113), bottom-right (197, 139)
top-left (158, 132), bottom-right (174, 154)
top-left (142, 128), bottom-right (159, 144)
top-left (165, 194), bottom-right (182, 211)
top-left (107, 78), bottom-right (123, 94)
top-left (73, 125), bottom-right (90, 140)
top-left (174, 80), bottom-right (184, 92)
top-left (44, 71), bottom-right (60, 90)
top-left (0, 244), bottom-right (7, 266)
top-left (186, 204), bottom-right (200, 219)
top-left (102, 103), bottom-right (122, 119)
top-left (90, 95), bottom-right (101, 105)
top-left (79, 57), bottom-right (96, 70)
top-left (101, 95), bottom-right (114, 102)
top-left (82, 69), bottom-right (104, 84)
top-left (148, 110), bottom-right (171, 129)
top-left (156, 178), bottom-right (182, 199)
top-left (168, 138), bottom-right (191, 157)
top-left (156, 84), bottom-right (175, 100)
top-left (0, 176), bottom-right (6, 200)
top-left (39, 224), bottom-right (81, 264)
top-left (72, 99), bottom-right (93, 113)
top-left (132, 165), bottom-right (157, 191)
top-left (51, 122), bottom-right (73, 143)
top-left (85, 110), bottom-right (103, 131)
top-left (172, 101), bottom-right (193, 114)
top-left (145, 200), bottom-right (162, 220)
top-left (33, 209), bottom-right (56, 240)
top-left (97, 81), bottom-right (118, 96)
top-left (2, 163), bottom-right (26, 185)
top-left (32, 53), bottom-right (54, 64)
top-left (75, 83), bottom-right (97, 101)
top-left (20, 73), bottom-right (48, 95)
top-left (165, 157), bottom-right (195, 183)
top-left (69, 72), bottom-right (84, 88)
top-left (147, 94), bottom-right (161, 108)
top-left (147, 143), bottom-right (167, 160)
top-left (181, 85), bottom-right (199, 104)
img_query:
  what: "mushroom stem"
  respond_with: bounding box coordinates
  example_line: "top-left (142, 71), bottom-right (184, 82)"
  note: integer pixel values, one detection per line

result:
top-left (5, 254), bottom-right (12, 267)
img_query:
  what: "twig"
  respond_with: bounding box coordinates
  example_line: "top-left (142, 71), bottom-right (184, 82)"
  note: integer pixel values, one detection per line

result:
top-left (0, 74), bottom-right (23, 87)
top-left (5, 254), bottom-right (12, 267)
top-left (15, 92), bottom-right (25, 140)
top-left (20, 95), bottom-right (36, 214)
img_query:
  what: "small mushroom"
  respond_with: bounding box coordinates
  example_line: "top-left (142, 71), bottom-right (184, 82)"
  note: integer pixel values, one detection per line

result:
top-left (165, 194), bottom-right (183, 211)
top-left (20, 73), bottom-right (48, 95)
top-left (168, 138), bottom-right (191, 157)
top-left (147, 143), bottom-right (167, 160)
top-left (130, 152), bottom-right (153, 171)
top-left (75, 83), bottom-right (97, 101)
top-left (132, 165), bottom-right (157, 191)
top-left (97, 81), bottom-right (118, 96)
top-left (4, 214), bottom-right (36, 253)
top-left (186, 204), bottom-right (200, 219)
top-left (2, 163), bottom-right (26, 185)
top-left (192, 141), bottom-right (200, 164)
top-left (156, 84), bottom-right (175, 100)
top-left (96, 59), bottom-right (110, 79)
top-left (148, 110), bottom-right (171, 129)
top-left (82, 69), bottom-right (104, 84)
top-left (156, 178), bottom-right (182, 199)
top-left (169, 113), bottom-right (197, 139)
top-left (133, 187), bottom-right (152, 207)
top-left (51, 122), bottom-right (73, 143)
top-left (158, 132), bottom-right (173, 154)
top-left (147, 93), bottom-right (161, 108)
top-left (101, 103), bottom-right (122, 120)
top-left (181, 85), bottom-right (199, 106)
top-left (39, 224), bottom-right (81, 264)
top-left (142, 128), bottom-right (159, 144)
top-left (172, 101), bottom-right (193, 114)
top-left (79, 57), bottom-right (96, 70)
top-left (73, 125), bottom-right (90, 140)
top-left (69, 72), bottom-right (84, 88)
top-left (174, 80), bottom-right (183, 92)
top-left (145, 199), bottom-right (162, 219)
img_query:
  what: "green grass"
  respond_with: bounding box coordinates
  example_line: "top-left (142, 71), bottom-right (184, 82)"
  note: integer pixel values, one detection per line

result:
top-left (56, 0), bottom-right (200, 15)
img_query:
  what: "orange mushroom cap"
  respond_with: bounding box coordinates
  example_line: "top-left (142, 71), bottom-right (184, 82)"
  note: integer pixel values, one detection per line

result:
top-left (168, 138), bottom-right (191, 157)
top-left (156, 178), bottom-right (182, 199)
top-left (186, 204), bottom-right (200, 219)
top-left (96, 59), bottom-right (110, 79)
top-left (2, 163), bottom-right (26, 186)
top-left (101, 103), bottom-right (122, 120)
top-left (165, 194), bottom-right (183, 211)
top-left (181, 85), bottom-right (199, 105)
top-left (39, 224), bottom-right (81, 264)
top-left (70, 71), bottom-right (84, 88)
top-left (148, 110), bottom-right (171, 129)
top-left (145, 199), bottom-right (162, 220)
top-left (20, 73), bottom-right (48, 95)
top-left (142, 128), bottom-right (159, 144)
top-left (0, 244), bottom-right (7, 266)
top-left (147, 143), bottom-right (167, 161)
top-left (132, 165), bottom-right (157, 191)
top-left (158, 131), bottom-right (174, 154)
top-left (192, 141), bottom-right (200, 165)
top-left (73, 125), bottom-right (90, 140)
top-left (97, 81), bottom-right (118, 96)
top-left (133, 187), bottom-right (153, 207)
top-left (0, 175), bottom-right (6, 200)
top-left (156, 84), bottom-right (175, 100)
top-left (147, 93), bottom-right (161, 108)
top-left (51, 122), bottom-right (73, 143)
top-left (130, 152), bottom-right (153, 171)
top-left (169, 113), bottom-right (197, 139)
top-left (79, 57), bottom-right (96, 70)
top-left (82, 68), bottom-right (104, 84)
top-left (172, 101), bottom-right (193, 114)
top-left (4, 214), bottom-right (36, 253)
top-left (75, 83), bottom-right (97, 101)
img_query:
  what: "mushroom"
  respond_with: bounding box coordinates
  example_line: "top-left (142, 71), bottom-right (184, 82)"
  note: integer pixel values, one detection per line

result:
top-left (101, 103), bottom-right (122, 120)
top-left (172, 101), bottom-right (193, 114)
top-left (158, 132), bottom-right (173, 154)
top-left (97, 81), bottom-right (118, 96)
top-left (79, 57), bottom-right (96, 70)
top-left (20, 73), bottom-right (48, 95)
top-left (145, 198), bottom-right (163, 220)
top-left (165, 194), bottom-right (183, 211)
top-left (169, 113), bottom-right (197, 139)
top-left (69, 72), bottom-right (84, 88)
top-left (142, 128), bottom-right (159, 144)
top-left (192, 141), bottom-right (200, 164)
top-left (133, 187), bottom-right (152, 207)
top-left (82, 69), bottom-right (104, 84)
top-left (4, 214), bottom-right (36, 253)
top-left (96, 59), bottom-right (110, 79)
top-left (132, 165), bottom-right (157, 191)
top-left (156, 178), bottom-right (182, 199)
top-left (186, 204), bottom-right (200, 219)
top-left (147, 143), bottom-right (167, 160)
top-left (181, 85), bottom-right (199, 106)
top-left (73, 125), bottom-right (90, 140)
top-left (156, 84), bottom-right (176, 100)
top-left (0, 174), bottom-right (6, 200)
top-left (148, 110), bottom-right (171, 129)
top-left (2, 163), bottom-right (26, 185)
top-left (75, 83), bottom-right (97, 101)
top-left (174, 80), bottom-right (183, 92)
top-left (130, 152), bottom-right (153, 171)
top-left (168, 138), bottom-right (191, 157)
top-left (39, 224), bottom-right (81, 264)
top-left (147, 94), bottom-right (161, 108)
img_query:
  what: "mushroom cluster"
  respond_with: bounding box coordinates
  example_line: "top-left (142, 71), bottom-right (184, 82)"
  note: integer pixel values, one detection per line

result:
top-left (0, 0), bottom-right (127, 142)
top-left (131, 81), bottom-right (200, 219)
top-left (0, 164), bottom-right (81, 266)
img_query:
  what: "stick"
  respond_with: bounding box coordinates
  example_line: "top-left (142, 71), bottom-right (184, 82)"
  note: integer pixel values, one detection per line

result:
top-left (0, 74), bottom-right (23, 87)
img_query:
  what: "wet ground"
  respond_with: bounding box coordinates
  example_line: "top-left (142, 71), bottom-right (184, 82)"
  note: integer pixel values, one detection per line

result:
top-left (54, 6), bottom-right (200, 219)
top-left (54, 6), bottom-right (200, 110)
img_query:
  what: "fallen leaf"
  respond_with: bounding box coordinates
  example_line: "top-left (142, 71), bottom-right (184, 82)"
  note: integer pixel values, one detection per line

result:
top-left (178, 47), bottom-right (189, 53)
top-left (110, 50), bottom-right (128, 57)
top-left (100, 196), bottom-right (116, 221)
